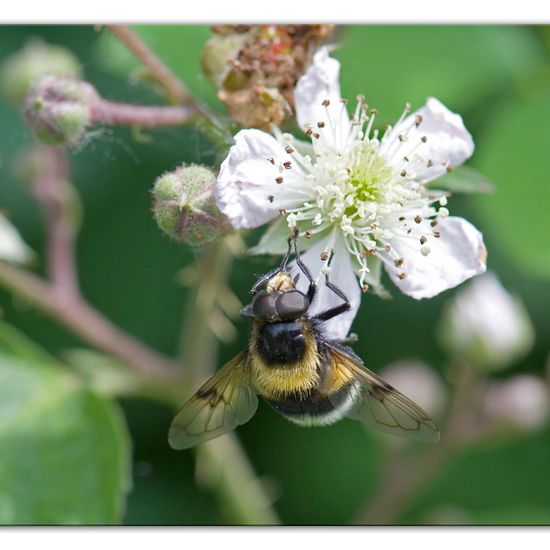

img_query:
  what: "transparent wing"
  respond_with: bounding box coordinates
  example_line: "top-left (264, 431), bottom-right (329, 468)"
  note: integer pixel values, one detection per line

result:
top-left (321, 345), bottom-right (440, 443)
top-left (168, 351), bottom-right (258, 450)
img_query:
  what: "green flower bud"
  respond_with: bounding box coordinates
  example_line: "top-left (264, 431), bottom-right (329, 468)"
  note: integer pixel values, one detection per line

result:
top-left (0, 39), bottom-right (81, 104)
top-left (23, 75), bottom-right (96, 147)
top-left (152, 164), bottom-right (229, 246)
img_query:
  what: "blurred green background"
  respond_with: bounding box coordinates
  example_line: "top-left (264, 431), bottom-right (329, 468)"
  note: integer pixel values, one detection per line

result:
top-left (1, 25), bottom-right (550, 525)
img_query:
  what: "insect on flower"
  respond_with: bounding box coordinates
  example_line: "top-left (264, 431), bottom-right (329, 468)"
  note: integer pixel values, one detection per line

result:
top-left (216, 47), bottom-right (487, 341)
top-left (168, 235), bottom-right (439, 450)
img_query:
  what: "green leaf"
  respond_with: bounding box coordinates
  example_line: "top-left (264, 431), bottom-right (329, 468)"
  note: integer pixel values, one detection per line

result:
top-left (0, 321), bottom-right (60, 366)
top-left (431, 166), bottom-right (495, 194)
top-left (0, 327), bottom-right (131, 525)
top-left (474, 91), bottom-right (550, 279)
top-left (336, 26), bottom-right (545, 119)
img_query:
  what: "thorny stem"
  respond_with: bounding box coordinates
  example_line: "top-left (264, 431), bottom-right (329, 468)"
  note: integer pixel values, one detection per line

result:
top-left (0, 145), bottom-right (181, 380)
top-left (354, 361), bottom-right (480, 524)
top-left (105, 24), bottom-right (227, 139)
top-left (90, 99), bottom-right (195, 127)
top-left (106, 25), bottom-right (191, 106)
top-left (0, 261), bottom-right (181, 379)
top-left (178, 236), bottom-right (280, 525)
top-left (10, 32), bottom-right (275, 522)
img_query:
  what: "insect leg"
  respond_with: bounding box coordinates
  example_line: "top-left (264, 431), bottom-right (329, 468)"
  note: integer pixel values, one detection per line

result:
top-left (293, 234), bottom-right (316, 302)
top-left (250, 267), bottom-right (281, 295)
top-left (249, 237), bottom-right (293, 295)
top-left (312, 272), bottom-right (351, 321)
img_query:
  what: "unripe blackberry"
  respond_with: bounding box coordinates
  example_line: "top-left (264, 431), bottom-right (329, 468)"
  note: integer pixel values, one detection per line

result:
top-left (152, 164), bottom-right (229, 246)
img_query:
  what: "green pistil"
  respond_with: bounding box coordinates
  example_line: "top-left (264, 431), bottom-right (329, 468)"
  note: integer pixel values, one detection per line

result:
top-left (345, 143), bottom-right (392, 215)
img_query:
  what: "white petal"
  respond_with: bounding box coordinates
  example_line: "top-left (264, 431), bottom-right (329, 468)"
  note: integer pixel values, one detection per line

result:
top-left (379, 97), bottom-right (474, 183)
top-left (383, 216), bottom-right (487, 299)
top-left (0, 214), bottom-right (33, 264)
top-left (216, 129), bottom-right (310, 229)
top-left (289, 231), bottom-right (361, 340)
top-left (294, 47), bottom-right (350, 151)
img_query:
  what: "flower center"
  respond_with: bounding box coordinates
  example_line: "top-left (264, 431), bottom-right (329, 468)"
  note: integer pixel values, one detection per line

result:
top-left (345, 141), bottom-right (394, 210)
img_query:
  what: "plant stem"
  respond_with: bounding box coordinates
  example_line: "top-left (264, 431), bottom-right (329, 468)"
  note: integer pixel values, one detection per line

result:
top-left (0, 261), bottom-right (181, 380)
top-left (105, 24), bottom-right (226, 136)
top-left (198, 435), bottom-right (279, 525)
top-left (106, 25), bottom-right (191, 106)
top-left (32, 149), bottom-right (79, 297)
top-left (179, 236), bottom-right (237, 388)
top-left (178, 235), bottom-right (280, 525)
top-left (91, 99), bottom-right (195, 127)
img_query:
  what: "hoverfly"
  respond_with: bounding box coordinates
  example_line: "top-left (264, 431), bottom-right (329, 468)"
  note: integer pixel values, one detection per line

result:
top-left (168, 235), bottom-right (440, 449)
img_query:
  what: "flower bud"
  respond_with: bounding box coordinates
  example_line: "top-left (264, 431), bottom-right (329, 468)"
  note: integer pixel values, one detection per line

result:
top-left (483, 375), bottom-right (549, 432)
top-left (23, 75), bottom-right (97, 147)
top-left (0, 213), bottom-right (33, 264)
top-left (438, 273), bottom-right (534, 371)
top-left (0, 39), bottom-right (81, 104)
top-left (201, 25), bottom-right (334, 130)
top-left (152, 164), bottom-right (229, 246)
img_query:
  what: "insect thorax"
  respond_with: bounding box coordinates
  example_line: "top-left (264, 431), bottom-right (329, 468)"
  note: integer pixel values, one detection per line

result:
top-left (250, 319), bottom-right (320, 398)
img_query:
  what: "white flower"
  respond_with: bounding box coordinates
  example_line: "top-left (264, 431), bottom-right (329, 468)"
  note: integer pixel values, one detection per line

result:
top-left (0, 213), bottom-right (33, 264)
top-left (216, 47), bottom-right (487, 339)
top-left (438, 272), bottom-right (535, 370)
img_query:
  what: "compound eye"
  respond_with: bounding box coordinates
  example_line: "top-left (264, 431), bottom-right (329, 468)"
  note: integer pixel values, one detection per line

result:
top-left (276, 291), bottom-right (309, 320)
top-left (252, 293), bottom-right (278, 319)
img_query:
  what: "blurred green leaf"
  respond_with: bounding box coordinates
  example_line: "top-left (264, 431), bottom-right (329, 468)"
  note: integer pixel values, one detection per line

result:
top-left (0, 325), bottom-right (131, 524)
top-left (0, 321), bottom-right (59, 365)
top-left (431, 166), bottom-right (495, 194)
top-left (336, 26), bottom-right (546, 118)
top-left (474, 90), bottom-right (550, 279)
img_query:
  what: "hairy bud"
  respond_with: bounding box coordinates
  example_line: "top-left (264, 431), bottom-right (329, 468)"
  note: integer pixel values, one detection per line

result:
top-left (201, 24), bottom-right (334, 130)
top-left (0, 39), bottom-right (81, 104)
top-left (152, 164), bottom-right (229, 246)
top-left (23, 75), bottom-right (97, 147)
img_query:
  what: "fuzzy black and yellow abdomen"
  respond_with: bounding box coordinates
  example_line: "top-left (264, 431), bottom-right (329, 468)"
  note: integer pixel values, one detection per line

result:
top-left (263, 382), bottom-right (357, 427)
